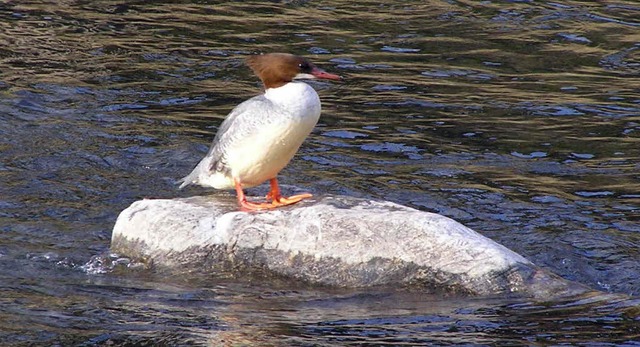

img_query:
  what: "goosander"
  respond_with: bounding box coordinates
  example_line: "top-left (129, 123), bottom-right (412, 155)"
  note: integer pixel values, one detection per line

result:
top-left (179, 53), bottom-right (341, 211)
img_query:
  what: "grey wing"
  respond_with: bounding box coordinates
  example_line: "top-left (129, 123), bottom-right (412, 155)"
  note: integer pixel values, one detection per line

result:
top-left (178, 95), bottom-right (279, 189)
top-left (205, 95), bottom-right (276, 175)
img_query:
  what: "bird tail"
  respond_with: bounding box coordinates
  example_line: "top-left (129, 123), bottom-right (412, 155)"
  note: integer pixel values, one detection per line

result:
top-left (177, 172), bottom-right (196, 189)
top-left (178, 156), bottom-right (210, 189)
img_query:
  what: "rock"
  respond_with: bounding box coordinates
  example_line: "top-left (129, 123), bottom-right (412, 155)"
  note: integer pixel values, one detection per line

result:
top-left (111, 194), bottom-right (591, 298)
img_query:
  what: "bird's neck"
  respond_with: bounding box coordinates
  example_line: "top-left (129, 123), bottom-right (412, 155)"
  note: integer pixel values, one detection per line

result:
top-left (264, 81), bottom-right (321, 117)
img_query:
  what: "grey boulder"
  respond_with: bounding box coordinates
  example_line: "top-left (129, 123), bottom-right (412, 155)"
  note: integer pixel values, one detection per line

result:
top-left (111, 194), bottom-right (590, 298)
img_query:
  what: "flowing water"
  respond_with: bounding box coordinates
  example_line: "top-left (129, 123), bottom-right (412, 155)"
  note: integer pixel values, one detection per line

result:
top-left (1, 0), bottom-right (640, 345)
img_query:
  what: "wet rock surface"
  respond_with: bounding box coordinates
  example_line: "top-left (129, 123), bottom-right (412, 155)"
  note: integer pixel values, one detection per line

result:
top-left (111, 195), bottom-right (590, 298)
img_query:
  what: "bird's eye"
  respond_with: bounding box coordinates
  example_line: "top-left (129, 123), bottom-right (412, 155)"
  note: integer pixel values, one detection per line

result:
top-left (298, 62), bottom-right (311, 72)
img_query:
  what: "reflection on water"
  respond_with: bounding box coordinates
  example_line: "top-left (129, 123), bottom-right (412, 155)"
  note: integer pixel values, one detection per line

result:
top-left (1, 0), bottom-right (639, 345)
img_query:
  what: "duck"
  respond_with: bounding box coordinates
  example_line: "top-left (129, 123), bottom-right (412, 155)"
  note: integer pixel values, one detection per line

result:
top-left (179, 53), bottom-right (341, 210)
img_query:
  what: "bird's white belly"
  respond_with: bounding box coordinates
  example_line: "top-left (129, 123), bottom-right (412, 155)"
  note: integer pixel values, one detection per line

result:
top-left (193, 81), bottom-right (322, 190)
top-left (229, 117), bottom-right (315, 187)
top-left (198, 115), bottom-right (316, 190)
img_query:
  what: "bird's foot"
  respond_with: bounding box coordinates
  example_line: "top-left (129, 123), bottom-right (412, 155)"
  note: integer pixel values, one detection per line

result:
top-left (235, 177), bottom-right (311, 211)
top-left (238, 193), bottom-right (312, 211)
top-left (269, 193), bottom-right (313, 205)
top-left (238, 199), bottom-right (277, 211)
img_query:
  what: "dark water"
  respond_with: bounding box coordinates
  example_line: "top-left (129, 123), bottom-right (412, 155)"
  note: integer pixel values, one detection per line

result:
top-left (1, 0), bottom-right (639, 345)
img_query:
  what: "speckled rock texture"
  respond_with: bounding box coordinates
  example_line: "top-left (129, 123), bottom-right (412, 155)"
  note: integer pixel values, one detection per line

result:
top-left (111, 195), bottom-right (590, 298)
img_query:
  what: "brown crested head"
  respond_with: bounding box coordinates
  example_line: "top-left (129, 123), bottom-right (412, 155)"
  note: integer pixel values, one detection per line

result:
top-left (246, 53), bottom-right (342, 89)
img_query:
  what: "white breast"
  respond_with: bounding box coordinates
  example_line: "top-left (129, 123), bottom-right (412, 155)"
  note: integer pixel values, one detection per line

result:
top-left (201, 82), bottom-right (321, 189)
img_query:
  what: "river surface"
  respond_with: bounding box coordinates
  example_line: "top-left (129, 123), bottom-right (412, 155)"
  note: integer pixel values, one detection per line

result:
top-left (1, 0), bottom-right (639, 345)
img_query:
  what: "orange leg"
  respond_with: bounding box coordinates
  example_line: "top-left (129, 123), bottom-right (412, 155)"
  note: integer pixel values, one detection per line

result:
top-left (234, 178), bottom-right (272, 211)
top-left (233, 177), bottom-right (311, 211)
top-left (265, 178), bottom-right (312, 206)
